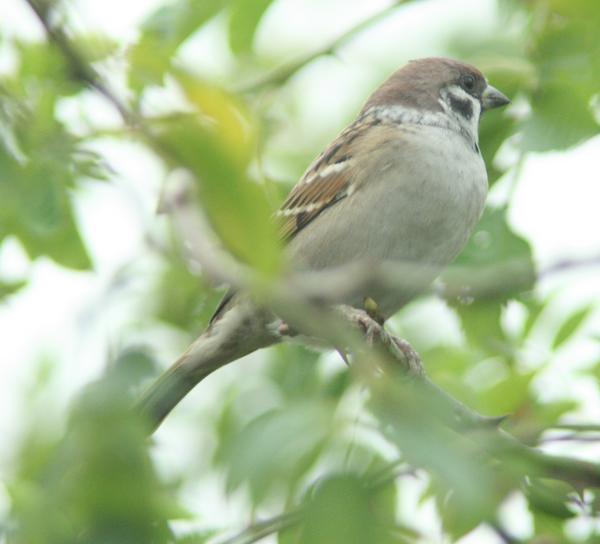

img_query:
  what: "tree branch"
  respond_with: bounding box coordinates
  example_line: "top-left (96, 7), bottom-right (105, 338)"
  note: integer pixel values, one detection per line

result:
top-left (217, 511), bottom-right (303, 544)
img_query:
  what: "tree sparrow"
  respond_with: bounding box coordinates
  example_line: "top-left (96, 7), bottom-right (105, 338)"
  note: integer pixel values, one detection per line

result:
top-left (140, 57), bottom-right (510, 430)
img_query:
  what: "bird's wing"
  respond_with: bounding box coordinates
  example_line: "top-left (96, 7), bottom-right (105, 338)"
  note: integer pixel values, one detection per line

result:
top-left (275, 118), bottom-right (375, 240)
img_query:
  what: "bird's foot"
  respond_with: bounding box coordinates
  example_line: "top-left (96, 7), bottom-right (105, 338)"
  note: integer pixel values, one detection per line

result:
top-left (345, 305), bottom-right (385, 346)
top-left (363, 296), bottom-right (386, 326)
top-left (336, 305), bottom-right (424, 378)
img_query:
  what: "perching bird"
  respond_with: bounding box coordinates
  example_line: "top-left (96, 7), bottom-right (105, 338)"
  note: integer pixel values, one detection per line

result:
top-left (139, 57), bottom-right (510, 431)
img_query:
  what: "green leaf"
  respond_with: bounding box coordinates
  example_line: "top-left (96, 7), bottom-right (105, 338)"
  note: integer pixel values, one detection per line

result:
top-left (0, 279), bottom-right (27, 300)
top-left (0, 49), bottom-right (106, 271)
top-left (152, 254), bottom-right (223, 330)
top-left (266, 345), bottom-right (350, 404)
top-left (510, 399), bottom-right (578, 445)
top-left (368, 379), bottom-right (515, 540)
top-left (71, 33), bottom-right (118, 63)
top-left (478, 370), bottom-right (535, 414)
top-left (297, 474), bottom-right (397, 544)
top-left (454, 299), bottom-right (506, 354)
top-left (9, 370), bottom-right (180, 543)
top-left (434, 488), bottom-right (483, 539)
top-left (581, 359), bottom-right (600, 384)
top-left (267, 344), bottom-right (323, 401)
top-left (129, 0), bottom-right (232, 92)
top-left (228, 0), bottom-right (274, 55)
top-left (455, 206), bottom-right (535, 285)
top-left (522, 0), bottom-right (600, 151)
top-left (552, 305), bottom-right (593, 350)
top-left (215, 401), bottom-right (334, 504)
top-left (0, 148), bottom-right (92, 269)
top-left (15, 41), bottom-right (83, 96)
top-left (420, 346), bottom-right (479, 408)
top-left (521, 79), bottom-right (599, 152)
top-left (111, 348), bottom-right (160, 393)
top-left (156, 79), bottom-right (281, 275)
top-left (2, 162), bottom-right (92, 269)
top-left (445, 207), bottom-right (534, 354)
top-left (478, 112), bottom-right (517, 186)
top-left (520, 295), bottom-right (550, 341)
top-left (526, 478), bottom-right (576, 520)
top-left (446, 206), bottom-right (536, 301)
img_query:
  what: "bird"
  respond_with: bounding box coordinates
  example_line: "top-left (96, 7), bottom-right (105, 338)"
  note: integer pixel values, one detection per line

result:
top-left (139, 57), bottom-right (510, 432)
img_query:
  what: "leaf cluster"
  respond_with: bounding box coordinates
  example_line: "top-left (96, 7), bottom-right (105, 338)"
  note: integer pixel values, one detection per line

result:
top-left (2, 0), bottom-right (600, 543)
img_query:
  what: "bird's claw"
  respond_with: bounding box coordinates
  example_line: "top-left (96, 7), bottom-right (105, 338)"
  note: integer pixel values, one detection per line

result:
top-left (337, 305), bottom-right (424, 378)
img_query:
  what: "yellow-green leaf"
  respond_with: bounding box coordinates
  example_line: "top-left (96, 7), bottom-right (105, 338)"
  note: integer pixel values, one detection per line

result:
top-left (552, 306), bottom-right (593, 350)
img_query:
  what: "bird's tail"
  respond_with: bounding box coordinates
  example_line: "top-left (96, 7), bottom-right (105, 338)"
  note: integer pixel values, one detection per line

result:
top-left (137, 303), bottom-right (277, 433)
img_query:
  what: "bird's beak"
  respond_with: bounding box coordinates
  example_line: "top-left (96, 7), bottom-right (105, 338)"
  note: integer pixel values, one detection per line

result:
top-left (481, 84), bottom-right (510, 111)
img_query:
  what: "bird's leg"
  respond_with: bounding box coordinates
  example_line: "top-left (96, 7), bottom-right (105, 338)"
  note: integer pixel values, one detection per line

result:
top-left (277, 305), bottom-right (424, 376)
top-left (363, 296), bottom-right (386, 326)
top-left (355, 308), bottom-right (386, 346)
top-left (336, 305), bottom-right (425, 378)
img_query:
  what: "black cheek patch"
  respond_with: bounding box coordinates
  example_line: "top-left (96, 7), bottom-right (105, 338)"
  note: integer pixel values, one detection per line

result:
top-left (448, 95), bottom-right (473, 120)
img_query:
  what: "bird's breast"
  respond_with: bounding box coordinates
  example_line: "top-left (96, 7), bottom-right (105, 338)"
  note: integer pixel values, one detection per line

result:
top-left (380, 126), bottom-right (488, 264)
top-left (287, 125), bottom-right (488, 315)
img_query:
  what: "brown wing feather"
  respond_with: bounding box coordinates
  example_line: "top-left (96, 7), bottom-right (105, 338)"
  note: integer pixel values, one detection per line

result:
top-left (276, 119), bottom-right (378, 240)
top-left (278, 170), bottom-right (351, 239)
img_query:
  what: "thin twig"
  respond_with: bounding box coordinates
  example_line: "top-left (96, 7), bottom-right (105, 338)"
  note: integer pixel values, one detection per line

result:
top-left (551, 423), bottom-right (600, 433)
top-left (214, 461), bottom-right (417, 544)
top-left (539, 254), bottom-right (600, 281)
top-left (215, 511), bottom-right (303, 544)
top-left (490, 524), bottom-right (522, 544)
top-left (25, 0), bottom-right (134, 125)
top-left (234, 0), bottom-right (411, 94)
top-left (540, 433), bottom-right (600, 444)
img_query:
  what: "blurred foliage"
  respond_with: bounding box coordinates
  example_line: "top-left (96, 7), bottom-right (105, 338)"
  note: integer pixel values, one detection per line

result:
top-left (2, 0), bottom-right (600, 543)
top-left (0, 45), bottom-right (103, 271)
top-left (156, 72), bottom-right (282, 275)
top-left (152, 251), bottom-right (225, 330)
top-left (7, 360), bottom-right (180, 543)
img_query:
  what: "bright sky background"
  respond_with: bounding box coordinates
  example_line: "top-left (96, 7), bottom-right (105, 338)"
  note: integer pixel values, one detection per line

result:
top-left (1, 0), bottom-right (600, 541)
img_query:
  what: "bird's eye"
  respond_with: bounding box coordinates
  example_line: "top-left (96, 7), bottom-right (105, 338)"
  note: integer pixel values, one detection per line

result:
top-left (461, 74), bottom-right (476, 92)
